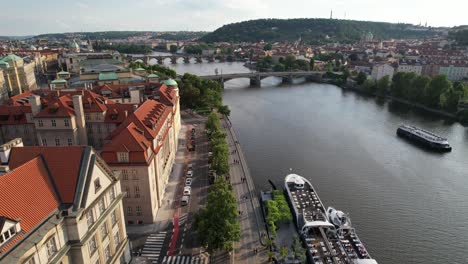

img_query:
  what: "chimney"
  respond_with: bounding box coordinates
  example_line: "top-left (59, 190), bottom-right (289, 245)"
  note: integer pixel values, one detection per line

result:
top-left (0, 138), bottom-right (23, 165)
top-left (130, 89), bottom-right (140, 104)
top-left (124, 110), bottom-right (128, 118)
top-left (0, 165), bottom-right (10, 175)
top-left (133, 104), bottom-right (138, 111)
top-left (72, 95), bottom-right (88, 145)
top-left (29, 95), bottom-right (41, 116)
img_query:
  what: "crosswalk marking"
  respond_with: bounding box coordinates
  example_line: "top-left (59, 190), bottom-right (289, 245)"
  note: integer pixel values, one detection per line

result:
top-left (161, 255), bottom-right (207, 264)
top-left (178, 214), bottom-right (188, 226)
top-left (141, 231), bottom-right (168, 264)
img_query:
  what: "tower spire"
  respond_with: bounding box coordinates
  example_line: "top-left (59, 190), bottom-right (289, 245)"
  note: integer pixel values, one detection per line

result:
top-left (330, 10), bottom-right (333, 19)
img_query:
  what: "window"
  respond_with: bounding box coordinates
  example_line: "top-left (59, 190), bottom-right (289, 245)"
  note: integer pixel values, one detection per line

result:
top-left (41, 139), bottom-right (47, 146)
top-left (134, 186), bottom-right (140, 198)
top-left (127, 207), bottom-right (132, 216)
top-left (98, 198), bottom-right (106, 214)
top-left (121, 170), bottom-right (128, 180)
top-left (113, 231), bottom-right (120, 247)
top-left (101, 223), bottom-right (108, 238)
top-left (38, 120), bottom-right (43, 127)
top-left (67, 138), bottom-right (73, 146)
top-left (51, 120), bottom-right (56, 127)
top-left (110, 186), bottom-right (116, 201)
top-left (86, 210), bottom-right (95, 227)
top-left (88, 235), bottom-right (97, 255)
top-left (55, 138), bottom-right (60, 146)
top-left (125, 186), bottom-right (130, 198)
top-left (117, 152), bottom-right (129, 163)
top-left (94, 178), bottom-right (101, 193)
top-left (105, 245), bottom-right (111, 262)
top-left (24, 256), bottom-right (36, 264)
top-left (132, 170), bottom-right (138, 180)
top-left (136, 206), bottom-right (142, 216)
top-left (45, 236), bottom-right (57, 259)
top-left (97, 125), bottom-right (102, 134)
top-left (111, 211), bottom-right (117, 226)
top-left (64, 119), bottom-right (69, 127)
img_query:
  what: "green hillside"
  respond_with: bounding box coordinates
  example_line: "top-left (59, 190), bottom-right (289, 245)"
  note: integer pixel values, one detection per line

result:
top-left (201, 18), bottom-right (439, 44)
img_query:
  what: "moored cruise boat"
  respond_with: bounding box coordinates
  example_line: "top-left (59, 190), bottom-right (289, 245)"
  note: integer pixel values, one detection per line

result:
top-left (397, 125), bottom-right (451, 151)
top-left (284, 174), bottom-right (377, 264)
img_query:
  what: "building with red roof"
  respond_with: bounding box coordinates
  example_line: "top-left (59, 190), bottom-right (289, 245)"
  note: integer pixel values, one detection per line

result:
top-left (100, 93), bottom-right (181, 224)
top-left (0, 140), bottom-right (131, 264)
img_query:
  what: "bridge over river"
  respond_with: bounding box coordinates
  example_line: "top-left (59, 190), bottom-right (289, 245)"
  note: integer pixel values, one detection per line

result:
top-left (198, 71), bottom-right (339, 87)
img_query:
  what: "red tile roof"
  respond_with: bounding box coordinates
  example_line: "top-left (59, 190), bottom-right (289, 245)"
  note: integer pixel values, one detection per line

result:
top-left (0, 105), bottom-right (31, 125)
top-left (0, 157), bottom-right (60, 252)
top-left (8, 146), bottom-right (86, 204)
top-left (158, 84), bottom-right (177, 106)
top-left (101, 122), bottom-right (152, 165)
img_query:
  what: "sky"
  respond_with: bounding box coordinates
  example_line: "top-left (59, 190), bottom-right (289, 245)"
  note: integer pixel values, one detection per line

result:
top-left (1, 0), bottom-right (467, 36)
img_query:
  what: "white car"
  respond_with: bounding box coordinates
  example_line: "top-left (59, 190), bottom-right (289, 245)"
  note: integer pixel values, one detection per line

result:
top-left (181, 195), bottom-right (190, 206)
top-left (183, 186), bottom-right (191, 196)
top-left (185, 178), bottom-right (193, 186)
top-left (186, 170), bottom-right (193, 177)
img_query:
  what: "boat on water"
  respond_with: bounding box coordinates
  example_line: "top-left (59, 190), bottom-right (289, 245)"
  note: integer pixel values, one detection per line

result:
top-left (284, 174), bottom-right (377, 264)
top-left (396, 125), bottom-right (451, 152)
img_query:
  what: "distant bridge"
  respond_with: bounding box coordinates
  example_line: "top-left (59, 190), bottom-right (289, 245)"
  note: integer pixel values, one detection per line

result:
top-left (199, 71), bottom-right (336, 87)
top-left (126, 54), bottom-right (228, 64)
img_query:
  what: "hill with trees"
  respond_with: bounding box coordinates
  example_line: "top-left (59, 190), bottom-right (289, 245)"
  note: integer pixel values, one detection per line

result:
top-left (201, 18), bottom-right (440, 44)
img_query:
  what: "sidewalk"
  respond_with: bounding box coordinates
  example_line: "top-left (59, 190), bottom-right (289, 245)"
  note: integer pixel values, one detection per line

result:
top-left (222, 117), bottom-right (268, 264)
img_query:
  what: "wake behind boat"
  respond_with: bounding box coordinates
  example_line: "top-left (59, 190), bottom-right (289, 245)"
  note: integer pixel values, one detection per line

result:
top-left (397, 125), bottom-right (451, 152)
top-left (284, 174), bottom-right (377, 264)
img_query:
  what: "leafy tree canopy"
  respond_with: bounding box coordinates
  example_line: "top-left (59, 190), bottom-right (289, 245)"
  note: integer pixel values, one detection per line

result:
top-left (201, 18), bottom-right (439, 44)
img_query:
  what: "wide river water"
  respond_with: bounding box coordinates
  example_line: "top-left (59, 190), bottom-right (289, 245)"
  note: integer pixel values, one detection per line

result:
top-left (159, 57), bottom-right (468, 264)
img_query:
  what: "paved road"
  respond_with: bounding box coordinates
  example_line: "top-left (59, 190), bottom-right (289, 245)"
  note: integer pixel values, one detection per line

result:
top-left (222, 117), bottom-right (268, 264)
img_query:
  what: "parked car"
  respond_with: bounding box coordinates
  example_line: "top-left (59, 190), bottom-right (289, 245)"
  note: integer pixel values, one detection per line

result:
top-left (185, 178), bottom-right (193, 186)
top-left (191, 128), bottom-right (196, 133)
top-left (181, 195), bottom-right (190, 206)
top-left (187, 163), bottom-right (193, 170)
top-left (183, 186), bottom-right (191, 196)
top-left (187, 170), bottom-right (193, 177)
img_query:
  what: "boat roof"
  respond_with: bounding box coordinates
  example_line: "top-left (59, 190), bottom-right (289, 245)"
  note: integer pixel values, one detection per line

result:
top-left (399, 125), bottom-right (449, 143)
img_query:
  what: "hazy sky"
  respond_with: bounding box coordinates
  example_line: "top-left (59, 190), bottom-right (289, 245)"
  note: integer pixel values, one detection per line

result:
top-left (1, 0), bottom-right (467, 35)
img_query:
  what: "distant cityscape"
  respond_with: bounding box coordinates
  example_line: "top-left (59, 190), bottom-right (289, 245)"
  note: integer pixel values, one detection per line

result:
top-left (0, 17), bottom-right (468, 264)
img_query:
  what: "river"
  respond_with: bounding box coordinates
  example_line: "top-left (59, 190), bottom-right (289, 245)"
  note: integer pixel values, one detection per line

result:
top-left (161, 58), bottom-right (468, 264)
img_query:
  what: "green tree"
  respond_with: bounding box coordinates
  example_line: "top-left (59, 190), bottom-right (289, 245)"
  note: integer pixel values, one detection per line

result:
top-left (309, 58), bottom-right (315, 70)
top-left (263, 43), bottom-right (273, 51)
top-left (427, 75), bottom-right (452, 107)
top-left (273, 63), bottom-right (286, 72)
top-left (284, 55), bottom-right (296, 71)
top-left (194, 177), bottom-right (240, 253)
top-left (206, 113), bottom-right (221, 132)
top-left (363, 79), bottom-right (376, 94)
top-left (376, 75), bottom-right (390, 96)
top-left (218, 105), bottom-right (231, 116)
top-left (356, 72), bottom-right (367, 85)
top-left (408, 75), bottom-right (431, 103)
top-left (169, 45), bottom-right (178, 53)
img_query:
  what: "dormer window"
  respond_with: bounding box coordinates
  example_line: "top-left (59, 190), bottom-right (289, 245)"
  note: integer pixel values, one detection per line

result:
top-left (118, 152), bottom-right (129, 163)
top-left (0, 219), bottom-right (21, 246)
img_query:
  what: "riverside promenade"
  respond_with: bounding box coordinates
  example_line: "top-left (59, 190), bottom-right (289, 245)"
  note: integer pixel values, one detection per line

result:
top-left (221, 116), bottom-right (268, 264)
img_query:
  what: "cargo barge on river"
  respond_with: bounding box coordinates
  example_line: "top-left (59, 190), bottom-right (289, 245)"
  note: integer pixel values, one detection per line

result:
top-left (396, 125), bottom-right (451, 152)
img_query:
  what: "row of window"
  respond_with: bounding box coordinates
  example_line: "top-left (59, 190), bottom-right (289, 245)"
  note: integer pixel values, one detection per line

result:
top-left (86, 186), bottom-right (117, 228)
top-left (37, 119), bottom-right (70, 127)
top-left (89, 224), bottom-right (121, 263)
top-left (24, 234), bottom-right (59, 264)
top-left (126, 206), bottom-right (143, 216)
top-left (124, 186), bottom-right (140, 198)
top-left (41, 138), bottom-right (73, 146)
top-left (121, 169), bottom-right (139, 180)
